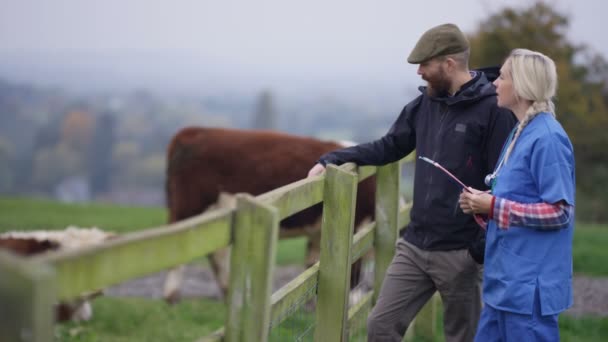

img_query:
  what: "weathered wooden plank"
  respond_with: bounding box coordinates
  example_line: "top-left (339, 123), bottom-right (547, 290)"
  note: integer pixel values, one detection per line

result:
top-left (225, 195), bottom-right (279, 342)
top-left (257, 176), bottom-right (324, 220)
top-left (197, 327), bottom-right (224, 342)
top-left (0, 251), bottom-right (55, 342)
top-left (373, 163), bottom-right (401, 303)
top-left (351, 221), bottom-right (375, 263)
top-left (199, 263), bottom-right (321, 341)
top-left (357, 165), bottom-right (377, 181)
top-left (314, 164), bottom-right (358, 342)
top-left (36, 208), bottom-right (232, 301)
top-left (257, 161), bottom-right (375, 221)
top-left (338, 162), bottom-right (376, 182)
top-left (346, 290), bottom-right (373, 327)
top-left (398, 203), bottom-right (412, 230)
top-left (270, 263), bottom-right (319, 327)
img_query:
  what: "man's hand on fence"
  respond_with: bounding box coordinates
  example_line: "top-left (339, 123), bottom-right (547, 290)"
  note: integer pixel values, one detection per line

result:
top-left (307, 163), bottom-right (326, 177)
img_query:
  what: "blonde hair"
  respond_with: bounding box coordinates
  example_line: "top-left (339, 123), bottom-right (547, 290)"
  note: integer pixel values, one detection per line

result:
top-left (502, 49), bottom-right (558, 163)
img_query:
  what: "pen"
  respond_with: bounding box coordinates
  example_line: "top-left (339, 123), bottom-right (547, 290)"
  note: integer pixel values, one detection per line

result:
top-left (418, 156), bottom-right (471, 192)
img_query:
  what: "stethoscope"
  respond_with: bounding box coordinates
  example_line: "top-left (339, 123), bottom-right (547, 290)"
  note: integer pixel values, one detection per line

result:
top-left (484, 126), bottom-right (517, 188)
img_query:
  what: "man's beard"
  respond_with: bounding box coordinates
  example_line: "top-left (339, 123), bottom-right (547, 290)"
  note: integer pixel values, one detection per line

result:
top-left (425, 69), bottom-right (451, 97)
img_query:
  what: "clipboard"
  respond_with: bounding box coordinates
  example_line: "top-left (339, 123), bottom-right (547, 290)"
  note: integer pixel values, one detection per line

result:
top-left (418, 156), bottom-right (487, 229)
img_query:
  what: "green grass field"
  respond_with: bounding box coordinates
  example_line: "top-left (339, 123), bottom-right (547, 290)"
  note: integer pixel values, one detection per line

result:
top-left (0, 196), bottom-right (167, 233)
top-left (1, 196), bottom-right (606, 341)
top-left (55, 297), bottom-right (608, 342)
top-left (56, 297), bottom-right (225, 342)
top-left (572, 224), bottom-right (608, 277)
top-left (0, 196), bottom-right (308, 266)
top-left (422, 306), bottom-right (608, 342)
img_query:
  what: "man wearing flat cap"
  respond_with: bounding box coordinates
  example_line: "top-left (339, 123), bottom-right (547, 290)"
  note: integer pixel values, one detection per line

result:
top-left (309, 23), bottom-right (516, 341)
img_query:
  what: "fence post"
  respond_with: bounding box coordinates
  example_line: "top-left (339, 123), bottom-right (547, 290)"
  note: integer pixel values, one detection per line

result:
top-left (373, 162), bottom-right (400, 303)
top-left (407, 293), bottom-right (440, 341)
top-left (0, 251), bottom-right (56, 342)
top-left (315, 164), bottom-right (358, 342)
top-left (225, 194), bottom-right (279, 342)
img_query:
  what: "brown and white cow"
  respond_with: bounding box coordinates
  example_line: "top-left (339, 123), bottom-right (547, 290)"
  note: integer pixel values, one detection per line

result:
top-left (163, 127), bottom-right (376, 302)
top-left (0, 227), bottom-right (114, 322)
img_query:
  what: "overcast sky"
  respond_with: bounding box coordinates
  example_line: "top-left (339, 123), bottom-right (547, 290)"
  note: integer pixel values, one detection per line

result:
top-left (0, 0), bottom-right (605, 99)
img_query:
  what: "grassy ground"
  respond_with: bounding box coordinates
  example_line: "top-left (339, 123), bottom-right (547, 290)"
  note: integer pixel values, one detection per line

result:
top-left (0, 196), bottom-right (166, 233)
top-left (1, 196), bottom-right (607, 341)
top-left (417, 306), bottom-right (608, 342)
top-left (572, 224), bottom-right (608, 277)
top-left (55, 297), bottom-right (607, 342)
top-left (560, 315), bottom-right (608, 342)
top-left (56, 297), bottom-right (225, 342)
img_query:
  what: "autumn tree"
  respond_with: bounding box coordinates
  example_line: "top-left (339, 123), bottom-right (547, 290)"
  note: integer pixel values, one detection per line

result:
top-left (468, 1), bottom-right (608, 221)
top-left (31, 142), bottom-right (82, 192)
top-left (25, 107), bottom-right (96, 195)
top-left (62, 108), bottom-right (95, 153)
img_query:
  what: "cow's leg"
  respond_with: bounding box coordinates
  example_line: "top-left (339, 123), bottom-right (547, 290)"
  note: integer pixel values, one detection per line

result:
top-left (163, 191), bottom-right (236, 303)
top-left (163, 248), bottom-right (230, 303)
top-left (305, 228), bottom-right (322, 269)
top-left (349, 218), bottom-right (374, 305)
top-left (71, 300), bottom-right (93, 322)
top-left (351, 218), bottom-right (373, 286)
top-left (163, 265), bottom-right (185, 304)
top-left (55, 289), bottom-right (103, 322)
top-left (200, 193), bottom-right (236, 299)
top-left (296, 217), bottom-right (323, 269)
top-left (56, 301), bottom-right (92, 322)
top-left (208, 246), bottom-right (231, 299)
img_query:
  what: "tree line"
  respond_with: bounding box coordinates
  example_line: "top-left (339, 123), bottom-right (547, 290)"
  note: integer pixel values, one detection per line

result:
top-left (468, 2), bottom-right (608, 221)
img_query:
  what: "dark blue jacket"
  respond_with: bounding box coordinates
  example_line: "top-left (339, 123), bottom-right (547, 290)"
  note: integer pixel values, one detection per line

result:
top-left (318, 70), bottom-right (517, 252)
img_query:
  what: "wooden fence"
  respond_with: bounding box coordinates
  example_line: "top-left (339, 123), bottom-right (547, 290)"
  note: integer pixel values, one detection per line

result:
top-left (0, 157), bottom-right (439, 341)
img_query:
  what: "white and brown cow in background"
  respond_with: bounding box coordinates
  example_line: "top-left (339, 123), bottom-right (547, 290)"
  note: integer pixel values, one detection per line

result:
top-left (0, 227), bottom-right (114, 322)
top-left (163, 127), bottom-right (376, 302)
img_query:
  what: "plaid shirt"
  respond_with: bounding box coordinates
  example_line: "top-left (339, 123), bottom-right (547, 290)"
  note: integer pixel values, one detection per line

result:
top-left (489, 197), bottom-right (573, 230)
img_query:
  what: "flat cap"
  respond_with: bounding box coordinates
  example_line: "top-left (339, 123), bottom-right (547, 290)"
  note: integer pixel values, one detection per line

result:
top-left (407, 23), bottom-right (469, 64)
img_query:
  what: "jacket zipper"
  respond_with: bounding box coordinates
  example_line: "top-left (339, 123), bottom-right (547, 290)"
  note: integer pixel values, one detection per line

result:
top-left (422, 102), bottom-right (450, 227)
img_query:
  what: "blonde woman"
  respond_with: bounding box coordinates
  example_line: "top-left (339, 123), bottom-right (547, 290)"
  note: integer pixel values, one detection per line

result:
top-left (459, 49), bottom-right (575, 341)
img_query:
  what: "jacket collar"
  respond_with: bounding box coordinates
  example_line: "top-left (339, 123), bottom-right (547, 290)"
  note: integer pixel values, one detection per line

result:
top-left (418, 70), bottom-right (496, 106)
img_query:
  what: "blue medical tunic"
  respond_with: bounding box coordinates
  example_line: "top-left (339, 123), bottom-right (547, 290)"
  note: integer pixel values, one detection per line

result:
top-left (484, 112), bottom-right (576, 316)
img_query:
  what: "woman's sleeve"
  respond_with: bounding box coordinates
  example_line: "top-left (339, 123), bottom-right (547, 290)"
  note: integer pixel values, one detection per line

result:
top-left (491, 198), bottom-right (573, 230)
top-left (530, 128), bottom-right (575, 206)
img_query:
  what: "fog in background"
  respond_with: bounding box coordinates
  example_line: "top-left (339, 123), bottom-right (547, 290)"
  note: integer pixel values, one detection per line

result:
top-left (1, 0), bottom-right (605, 104)
top-left (1, 0), bottom-right (606, 206)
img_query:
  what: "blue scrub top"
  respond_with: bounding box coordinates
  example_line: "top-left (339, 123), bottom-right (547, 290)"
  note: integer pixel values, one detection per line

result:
top-left (484, 112), bottom-right (576, 316)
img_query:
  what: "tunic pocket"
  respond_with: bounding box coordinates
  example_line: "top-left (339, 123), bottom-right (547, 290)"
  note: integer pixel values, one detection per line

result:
top-left (493, 240), bottom-right (539, 283)
top-left (485, 240), bottom-right (540, 314)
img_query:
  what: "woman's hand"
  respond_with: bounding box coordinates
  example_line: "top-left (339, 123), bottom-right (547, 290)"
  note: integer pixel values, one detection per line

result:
top-left (459, 187), bottom-right (493, 215)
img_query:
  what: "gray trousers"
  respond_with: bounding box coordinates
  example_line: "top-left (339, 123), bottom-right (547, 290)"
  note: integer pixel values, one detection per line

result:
top-left (367, 238), bottom-right (482, 342)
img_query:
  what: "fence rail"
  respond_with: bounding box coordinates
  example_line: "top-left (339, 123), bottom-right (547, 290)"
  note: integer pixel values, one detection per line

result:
top-left (0, 156), bottom-right (440, 342)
